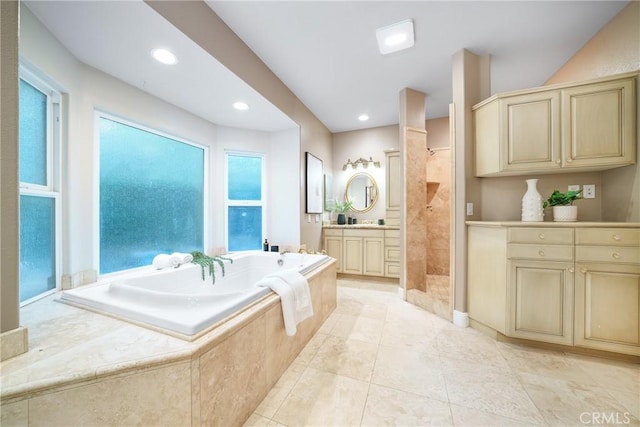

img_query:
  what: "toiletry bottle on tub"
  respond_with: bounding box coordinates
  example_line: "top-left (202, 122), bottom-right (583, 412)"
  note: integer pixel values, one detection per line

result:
top-left (263, 239), bottom-right (269, 251)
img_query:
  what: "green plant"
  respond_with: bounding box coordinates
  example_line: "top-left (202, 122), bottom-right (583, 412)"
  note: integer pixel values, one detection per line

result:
top-left (190, 251), bottom-right (233, 285)
top-left (332, 198), bottom-right (353, 213)
top-left (543, 189), bottom-right (583, 208)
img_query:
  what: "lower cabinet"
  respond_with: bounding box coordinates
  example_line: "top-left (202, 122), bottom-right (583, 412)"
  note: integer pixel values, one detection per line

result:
top-left (468, 223), bottom-right (640, 356)
top-left (508, 260), bottom-right (574, 345)
top-left (322, 227), bottom-right (397, 278)
top-left (574, 263), bottom-right (640, 354)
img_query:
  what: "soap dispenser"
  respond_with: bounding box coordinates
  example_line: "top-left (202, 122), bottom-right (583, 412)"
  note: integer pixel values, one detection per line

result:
top-left (263, 239), bottom-right (269, 251)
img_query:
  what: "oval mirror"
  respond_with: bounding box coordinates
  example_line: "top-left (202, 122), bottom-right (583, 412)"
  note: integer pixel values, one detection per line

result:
top-left (344, 172), bottom-right (378, 213)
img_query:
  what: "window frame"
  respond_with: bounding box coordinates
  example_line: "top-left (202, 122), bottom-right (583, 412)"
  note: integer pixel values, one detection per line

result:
top-left (224, 150), bottom-right (266, 252)
top-left (18, 65), bottom-right (62, 305)
top-left (95, 111), bottom-right (210, 277)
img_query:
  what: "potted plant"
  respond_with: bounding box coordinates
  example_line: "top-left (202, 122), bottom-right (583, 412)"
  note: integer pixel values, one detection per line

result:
top-left (332, 199), bottom-right (353, 225)
top-left (543, 189), bottom-right (583, 222)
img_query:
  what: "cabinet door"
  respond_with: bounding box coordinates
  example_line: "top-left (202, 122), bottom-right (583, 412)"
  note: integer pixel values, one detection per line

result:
top-left (508, 260), bottom-right (574, 345)
top-left (574, 263), bottom-right (640, 356)
top-left (385, 151), bottom-right (400, 211)
top-left (499, 91), bottom-right (562, 173)
top-left (323, 237), bottom-right (343, 273)
top-left (363, 237), bottom-right (385, 276)
top-left (342, 236), bottom-right (363, 275)
top-left (561, 78), bottom-right (636, 169)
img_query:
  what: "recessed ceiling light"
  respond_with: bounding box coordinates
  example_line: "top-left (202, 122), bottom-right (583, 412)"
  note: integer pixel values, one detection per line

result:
top-left (151, 48), bottom-right (177, 65)
top-left (233, 101), bottom-right (249, 111)
top-left (376, 19), bottom-right (415, 55)
top-left (358, 114), bottom-right (369, 121)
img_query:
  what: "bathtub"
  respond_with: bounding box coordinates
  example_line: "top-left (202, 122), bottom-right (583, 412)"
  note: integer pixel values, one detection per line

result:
top-left (59, 251), bottom-right (330, 338)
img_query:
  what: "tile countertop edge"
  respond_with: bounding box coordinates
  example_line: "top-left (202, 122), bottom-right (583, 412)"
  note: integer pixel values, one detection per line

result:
top-left (466, 221), bottom-right (640, 228)
top-left (323, 224), bottom-right (400, 230)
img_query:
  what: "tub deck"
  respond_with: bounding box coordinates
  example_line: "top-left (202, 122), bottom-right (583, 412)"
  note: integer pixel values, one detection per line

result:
top-left (0, 258), bottom-right (337, 426)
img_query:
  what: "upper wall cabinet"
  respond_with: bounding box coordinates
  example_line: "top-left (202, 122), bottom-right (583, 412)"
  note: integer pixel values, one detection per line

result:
top-left (473, 73), bottom-right (637, 177)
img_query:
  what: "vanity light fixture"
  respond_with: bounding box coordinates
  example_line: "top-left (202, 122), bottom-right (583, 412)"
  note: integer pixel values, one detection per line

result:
top-left (342, 156), bottom-right (380, 171)
top-left (233, 101), bottom-right (249, 111)
top-left (151, 48), bottom-right (178, 65)
top-left (376, 19), bottom-right (415, 55)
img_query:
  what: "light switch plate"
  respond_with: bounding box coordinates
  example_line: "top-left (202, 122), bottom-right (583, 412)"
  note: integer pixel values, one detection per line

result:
top-left (466, 202), bottom-right (474, 216)
top-left (568, 185), bottom-right (580, 192)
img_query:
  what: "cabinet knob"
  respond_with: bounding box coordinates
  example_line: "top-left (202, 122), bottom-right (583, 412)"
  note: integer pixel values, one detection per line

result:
top-left (568, 267), bottom-right (574, 273)
top-left (581, 268), bottom-right (587, 274)
top-left (555, 159), bottom-right (561, 164)
top-left (566, 158), bottom-right (573, 163)
top-left (538, 233), bottom-right (545, 240)
top-left (538, 250), bottom-right (545, 257)
top-left (612, 234), bottom-right (621, 241)
top-left (612, 252), bottom-right (622, 259)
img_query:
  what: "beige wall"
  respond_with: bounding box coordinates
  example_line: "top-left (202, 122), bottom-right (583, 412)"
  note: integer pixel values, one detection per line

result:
top-left (0, 0), bottom-right (20, 333)
top-left (331, 125), bottom-right (399, 222)
top-left (425, 117), bottom-right (450, 149)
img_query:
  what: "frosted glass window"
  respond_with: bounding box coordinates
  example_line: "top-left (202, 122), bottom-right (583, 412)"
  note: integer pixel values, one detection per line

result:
top-left (226, 153), bottom-right (263, 251)
top-left (228, 155), bottom-right (262, 200)
top-left (99, 117), bottom-right (205, 274)
top-left (228, 206), bottom-right (262, 251)
top-left (20, 195), bottom-right (56, 301)
top-left (19, 79), bottom-right (47, 186)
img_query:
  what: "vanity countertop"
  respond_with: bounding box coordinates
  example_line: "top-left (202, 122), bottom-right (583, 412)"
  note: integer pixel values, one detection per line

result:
top-left (323, 224), bottom-right (399, 230)
top-left (466, 221), bottom-right (640, 228)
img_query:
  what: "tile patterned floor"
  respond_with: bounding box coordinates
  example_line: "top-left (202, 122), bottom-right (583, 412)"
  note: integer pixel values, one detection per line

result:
top-left (244, 278), bottom-right (640, 427)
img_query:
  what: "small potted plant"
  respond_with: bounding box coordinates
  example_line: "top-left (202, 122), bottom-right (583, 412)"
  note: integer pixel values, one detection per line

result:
top-left (543, 189), bottom-right (583, 222)
top-left (332, 199), bottom-right (353, 225)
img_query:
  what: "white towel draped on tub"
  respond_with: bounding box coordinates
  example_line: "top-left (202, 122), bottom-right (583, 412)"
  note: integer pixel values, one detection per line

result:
top-left (257, 269), bottom-right (313, 336)
top-left (152, 252), bottom-right (193, 269)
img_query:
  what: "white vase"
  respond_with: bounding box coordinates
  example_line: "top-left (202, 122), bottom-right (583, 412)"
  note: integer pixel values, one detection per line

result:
top-left (553, 205), bottom-right (578, 222)
top-left (521, 179), bottom-right (544, 222)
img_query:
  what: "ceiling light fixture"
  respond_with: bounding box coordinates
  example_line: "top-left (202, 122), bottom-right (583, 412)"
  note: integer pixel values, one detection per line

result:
top-left (233, 101), bottom-right (249, 111)
top-left (151, 48), bottom-right (178, 65)
top-left (358, 114), bottom-right (369, 122)
top-left (376, 19), bottom-right (415, 55)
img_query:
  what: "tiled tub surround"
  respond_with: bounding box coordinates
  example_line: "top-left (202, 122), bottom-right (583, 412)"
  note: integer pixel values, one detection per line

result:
top-left (0, 259), bottom-right (337, 426)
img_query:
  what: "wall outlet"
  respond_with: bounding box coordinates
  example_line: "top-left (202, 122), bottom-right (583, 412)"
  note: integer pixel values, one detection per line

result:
top-left (568, 185), bottom-right (580, 192)
top-left (583, 184), bottom-right (596, 199)
top-left (466, 202), bottom-right (474, 216)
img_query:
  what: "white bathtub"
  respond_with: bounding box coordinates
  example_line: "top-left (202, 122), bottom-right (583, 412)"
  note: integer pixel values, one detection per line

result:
top-left (59, 252), bottom-right (331, 338)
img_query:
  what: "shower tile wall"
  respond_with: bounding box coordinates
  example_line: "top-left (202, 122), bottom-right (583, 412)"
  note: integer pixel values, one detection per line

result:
top-left (426, 148), bottom-right (451, 275)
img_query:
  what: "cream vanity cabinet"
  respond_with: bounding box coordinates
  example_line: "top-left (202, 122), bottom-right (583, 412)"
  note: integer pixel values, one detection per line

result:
top-left (323, 227), bottom-right (398, 278)
top-left (385, 150), bottom-right (400, 226)
top-left (473, 73), bottom-right (637, 177)
top-left (574, 228), bottom-right (640, 355)
top-left (468, 222), bottom-right (640, 356)
top-left (384, 229), bottom-right (400, 278)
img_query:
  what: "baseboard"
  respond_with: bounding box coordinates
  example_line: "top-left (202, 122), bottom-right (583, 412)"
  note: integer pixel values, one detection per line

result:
top-left (453, 310), bottom-right (469, 328)
top-left (1, 326), bottom-right (28, 361)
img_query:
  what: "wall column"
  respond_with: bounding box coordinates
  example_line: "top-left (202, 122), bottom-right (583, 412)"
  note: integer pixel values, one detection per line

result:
top-left (399, 88), bottom-right (428, 294)
top-left (0, 0), bottom-right (28, 359)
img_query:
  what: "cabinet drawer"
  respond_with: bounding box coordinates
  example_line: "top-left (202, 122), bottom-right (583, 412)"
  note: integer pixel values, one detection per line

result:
top-left (508, 228), bottom-right (573, 245)
top-left (508, 244), bottom-right (574, 261)
top-left (576, 246), bottom-right (640, 264)
top-left (384, 237), bottom-right (400, 247)
top-left (385, 229), bottom-right (400, 239)
top-left (385, 247), bottom-right (400, 262)
top-left (576, 228), bottom-right (640, 246)
top-left (343, 229), bottom-right (385, 238)
top-left (385, 262), bottom-right (400, 278)
top-left (323, 229), bottom-right (343, 237)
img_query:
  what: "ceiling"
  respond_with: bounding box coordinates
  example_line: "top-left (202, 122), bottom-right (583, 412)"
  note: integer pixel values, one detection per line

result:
top-left (25, 1), bottom-right (628, 134)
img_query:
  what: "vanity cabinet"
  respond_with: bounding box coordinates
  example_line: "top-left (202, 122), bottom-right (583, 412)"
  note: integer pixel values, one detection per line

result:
top-left (385, 150), bottom-right (400, 226)
top-left (467, 222), bottom-right (640, 356)
top-left (507, 227), bottom-right (574, 345)
top-left (473, 73), bottom-right (637, 177)
top-left (322, 227), bottom-right (398, 278)
top-left (574, 228), bottom-right (640, 355)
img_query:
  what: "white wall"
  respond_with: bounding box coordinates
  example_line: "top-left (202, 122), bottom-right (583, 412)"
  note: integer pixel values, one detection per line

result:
top-left (20, 6), bottom-right (300, 278)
